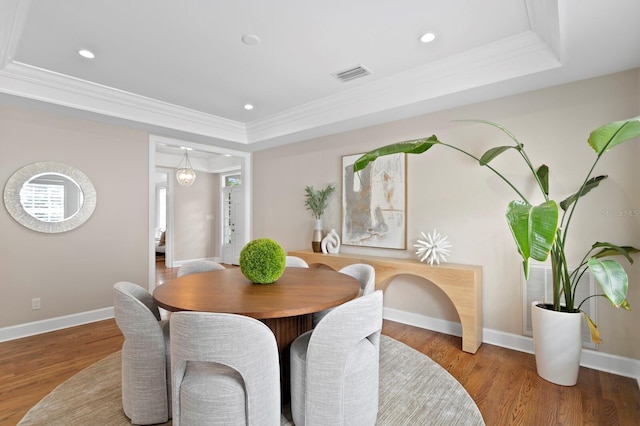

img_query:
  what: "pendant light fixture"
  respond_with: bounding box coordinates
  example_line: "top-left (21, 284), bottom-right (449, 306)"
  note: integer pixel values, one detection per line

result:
top-left (175, 148), bottom-right (196, 187)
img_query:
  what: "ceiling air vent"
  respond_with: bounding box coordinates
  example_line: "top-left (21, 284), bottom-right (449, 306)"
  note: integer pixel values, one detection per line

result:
top-left (332, 65), bottom-right (372, 82)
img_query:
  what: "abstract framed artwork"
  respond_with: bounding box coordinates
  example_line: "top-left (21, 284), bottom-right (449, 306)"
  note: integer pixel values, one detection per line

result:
top-left (342, 152), bottom-right (406, 249)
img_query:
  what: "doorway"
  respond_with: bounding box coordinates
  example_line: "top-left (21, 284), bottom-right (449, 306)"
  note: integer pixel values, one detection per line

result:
top-left (148, 135), bottom-right (252, 291)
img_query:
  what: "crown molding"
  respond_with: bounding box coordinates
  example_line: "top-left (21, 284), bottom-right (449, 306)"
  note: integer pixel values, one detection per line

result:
top-left (0, 0), bottom-right (25, 67)
top-left (0, 0), bottom-right (562, 148)
top-left (0, 61), bottom-right (248, 143)
top-left (525, 0), bottom-right (562, 60)
top-left (154, 151), bottom-right (241, 174)
top-left (246, 30), bottom-right (561, 145)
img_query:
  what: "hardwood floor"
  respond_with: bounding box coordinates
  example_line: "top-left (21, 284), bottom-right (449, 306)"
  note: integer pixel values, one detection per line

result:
top-left (1, 264), bottom-right (638, 425)
top-left (382, 321), bottom-right (640, 425)
top-left (0, 319), bottom-right (124, 425)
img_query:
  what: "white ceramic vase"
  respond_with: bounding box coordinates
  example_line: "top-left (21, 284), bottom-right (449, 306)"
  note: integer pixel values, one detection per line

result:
top-left (312, 219), bottom-right (323, 252)
top-left (531, 301), bottom-right (582, 386)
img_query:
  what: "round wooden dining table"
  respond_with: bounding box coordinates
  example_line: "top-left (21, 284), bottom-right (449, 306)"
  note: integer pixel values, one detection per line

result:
top-left (153, 266), bottom-right (361, 403)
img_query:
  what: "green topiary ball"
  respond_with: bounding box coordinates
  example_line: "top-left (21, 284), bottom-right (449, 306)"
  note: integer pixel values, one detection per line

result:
top-left (239, 238), bottom-right (286, 284)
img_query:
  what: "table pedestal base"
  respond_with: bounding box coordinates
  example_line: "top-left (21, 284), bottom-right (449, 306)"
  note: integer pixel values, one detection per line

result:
top-left (261, 314), bottom-right (312, 404)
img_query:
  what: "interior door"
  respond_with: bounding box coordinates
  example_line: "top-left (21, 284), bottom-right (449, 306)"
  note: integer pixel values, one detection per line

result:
top-left (222, 186), bottom-right (244, 264)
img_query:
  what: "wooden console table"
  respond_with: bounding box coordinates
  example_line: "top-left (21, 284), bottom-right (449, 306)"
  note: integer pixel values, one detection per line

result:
top-left (288, 250), bottom-right (483, 354)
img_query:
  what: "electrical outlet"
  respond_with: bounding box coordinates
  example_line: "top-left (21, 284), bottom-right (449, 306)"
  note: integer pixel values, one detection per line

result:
top-left (32, 298), bottom-right (41, 310)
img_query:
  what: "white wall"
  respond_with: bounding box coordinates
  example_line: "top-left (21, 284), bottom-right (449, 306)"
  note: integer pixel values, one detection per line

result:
top-left (252, 69), bottom-right (640, 359)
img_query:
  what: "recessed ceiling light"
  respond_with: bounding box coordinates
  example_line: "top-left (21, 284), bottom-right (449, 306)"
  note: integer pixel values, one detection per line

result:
top-left (78, 49), bottom-right (95, 59)
top-left (241, 34), bottom-right (261, 46)
top-left (244, 104), bottom-right (254, 110)
top-left (419, 32), bottom-right (436, 44)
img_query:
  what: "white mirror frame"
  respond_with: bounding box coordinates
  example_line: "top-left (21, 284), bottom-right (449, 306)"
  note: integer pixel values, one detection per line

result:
top-left (3, 161), bottom-right (97, 233)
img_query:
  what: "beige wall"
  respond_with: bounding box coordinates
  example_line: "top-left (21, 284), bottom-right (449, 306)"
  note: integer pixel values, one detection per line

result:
top-left (0, 104), bottom-right (149, 327)
top-left (1, 69), bottom-right (638, 360)
top-left (173, 171), bottom-right (220, 261)
top-left (252, 69), bottom-right (640, 359)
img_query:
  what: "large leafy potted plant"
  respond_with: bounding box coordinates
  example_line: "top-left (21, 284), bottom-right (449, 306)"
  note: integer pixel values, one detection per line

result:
top-left (354, 117), bottom-right (640, 385)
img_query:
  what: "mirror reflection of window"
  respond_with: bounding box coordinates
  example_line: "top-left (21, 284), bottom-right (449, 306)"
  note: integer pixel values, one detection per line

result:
top-left (20, 173), bottom-right (83, 222)
top-left (5, 162), bottom-right (96, 233)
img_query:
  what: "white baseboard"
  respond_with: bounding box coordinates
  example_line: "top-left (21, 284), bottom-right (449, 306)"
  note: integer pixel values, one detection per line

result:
top-left (384, 307), bottom-right (464, 338)
top-left (0, 307), bottom-right (114, 343)
top-left (172, 257), bottom-right (222, 267)
top-left (2, 305), bottom-right (638, 388)
top-left (384, 307), bottom-right (640, 387)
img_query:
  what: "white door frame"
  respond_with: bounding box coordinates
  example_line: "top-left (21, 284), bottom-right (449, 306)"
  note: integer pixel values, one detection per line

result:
top-left (153, 168), bottom-right (173, 268)
top-left (148, 135), bottom-right (252, 291)
top-left (221, 184), bottom-right (244, 265)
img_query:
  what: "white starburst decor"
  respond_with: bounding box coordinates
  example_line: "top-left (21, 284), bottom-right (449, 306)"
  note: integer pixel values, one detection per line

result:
top-left (414, 229), bottom-right (452, 265)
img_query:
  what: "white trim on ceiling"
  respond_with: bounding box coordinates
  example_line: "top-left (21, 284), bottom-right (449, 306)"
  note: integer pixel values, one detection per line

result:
top-left (0, 0), bottom-right (25, 67)
top-left (0, 61), bottom-right (248, 143)
top-left (246, 30), bottom-right (561, 143)
top-left (154, 151), bottom-right (241, 174)
top-left (0, 0), bottom-right (561, 149)
top-left (525, 0), bottom-right (562, 60)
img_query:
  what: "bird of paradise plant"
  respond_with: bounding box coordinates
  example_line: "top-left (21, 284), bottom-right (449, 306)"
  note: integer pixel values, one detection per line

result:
top-left (354, 117), bottom-right (640, 343)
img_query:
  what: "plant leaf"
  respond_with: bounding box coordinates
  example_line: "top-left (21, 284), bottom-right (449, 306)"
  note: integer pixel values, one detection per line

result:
top-left (620, 299), bottom-right (631, 311)
top-left (536, 165), bottom-right (549, 195)
top-left (454, 119), bottom-right (522, 146)
top-left (559, 175), bottom-right (607, 211)
top-left (588, 116), bottom-right (640, 154)
top-left (583, 312), bottom-right (602, 344)
top-left (506, 200), bottom-right (559, 279)
top-left (587, 258), bottom-right (629, 308)
top-left (304, 184), bottom-right (335, 219)
top-left (353, 135), bottom-right (440, 172)
top-left (591, 242), bottom-right (640, 264)
top-left (479, 146), bottom-right (517, 166)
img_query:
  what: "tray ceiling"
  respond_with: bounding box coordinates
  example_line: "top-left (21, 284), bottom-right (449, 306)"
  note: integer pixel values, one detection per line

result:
top-left (0, 0), bottom-right (638, 151)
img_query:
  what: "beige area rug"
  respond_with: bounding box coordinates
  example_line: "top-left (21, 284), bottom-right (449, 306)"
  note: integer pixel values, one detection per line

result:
top-left (19, 335), bottom-right (484, 425)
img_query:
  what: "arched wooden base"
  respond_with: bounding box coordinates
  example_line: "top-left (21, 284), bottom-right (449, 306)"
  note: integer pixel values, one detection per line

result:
top-left (288, 250), bottom-right (483, 353)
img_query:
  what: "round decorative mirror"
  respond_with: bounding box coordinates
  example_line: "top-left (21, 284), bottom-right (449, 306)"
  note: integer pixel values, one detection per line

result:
top-left (3, 162), bottom-right (97, 233)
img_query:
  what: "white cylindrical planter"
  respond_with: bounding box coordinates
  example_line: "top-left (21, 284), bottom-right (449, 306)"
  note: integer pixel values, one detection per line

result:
top-left (531, 301), bottom-right (582, 386)
top-left (312, 219), bottom-right (323, 252)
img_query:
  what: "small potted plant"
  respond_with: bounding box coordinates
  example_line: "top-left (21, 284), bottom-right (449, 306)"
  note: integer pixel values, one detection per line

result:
top-left (354, 116), bottom-right (640, 385)
top-left (304, 184), bottom-right (335, 252)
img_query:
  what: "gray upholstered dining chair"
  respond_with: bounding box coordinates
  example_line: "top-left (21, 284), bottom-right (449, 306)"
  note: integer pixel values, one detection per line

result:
top-left (290, 290), bottom-right (383, 426)
top-left (177, 260), bottom-right (225, 277)
top-left (170, 311), bottom-right (280, 426)
top-left (312, 263), bottom-right (375, 327)
top-left (113, 281), bottom-right (171, 424)
top-left (285, 255), bottom-right (309, 268)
